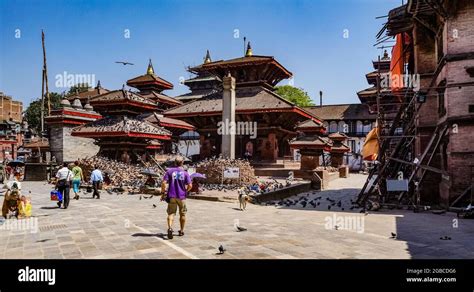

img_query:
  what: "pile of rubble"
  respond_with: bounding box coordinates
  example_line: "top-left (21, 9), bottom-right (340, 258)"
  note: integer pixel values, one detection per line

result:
top-left (78, 156), bottom-right (163, 190)
top-left (195, 157), bottom-right (256, 185)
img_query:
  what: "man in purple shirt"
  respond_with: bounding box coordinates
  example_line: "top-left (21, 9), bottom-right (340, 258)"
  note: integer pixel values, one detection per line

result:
top-left (161, 157), bottom-right (192, 239)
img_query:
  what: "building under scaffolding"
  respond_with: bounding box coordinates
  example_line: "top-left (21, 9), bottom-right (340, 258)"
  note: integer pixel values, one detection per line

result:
top-left (357, 0), bottom-right (474, 210)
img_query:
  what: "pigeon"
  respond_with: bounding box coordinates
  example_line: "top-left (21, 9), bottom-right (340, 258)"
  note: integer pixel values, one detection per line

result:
top-left (300, 201), bottom-right (307, 208)
top-left (139, 195), bottom-right (142, 200)
top-left (236, 226), bottom-right (247, 232)
top-left (218, 245), bottom-right (226, 254)
top-left (328, 205), bottom-right (331, 210)
top-left (153, 204), bottom-right (157, 208)
top-left (440, 236), bottom-right (451, 240)
top-left (334, 225), bottom-right (339, 230)
top-left (391, 232), bottom-right (397, 239)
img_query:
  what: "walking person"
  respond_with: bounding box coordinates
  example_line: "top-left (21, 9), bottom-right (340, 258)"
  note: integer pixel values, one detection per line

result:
top-left (71, 161), bottom-right (84, 200)
top-left (160, 157), bottom-right (192, 239)
top-left (90, 165), bottom-right (103, 199)
top-left (55, 162), bottom-right (73, 209)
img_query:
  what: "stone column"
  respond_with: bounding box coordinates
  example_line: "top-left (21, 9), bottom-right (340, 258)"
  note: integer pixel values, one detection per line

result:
top-left (222, 72), bottom-right (236, 159)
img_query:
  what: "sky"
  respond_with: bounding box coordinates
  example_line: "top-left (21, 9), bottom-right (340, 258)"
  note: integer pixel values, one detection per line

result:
top-left (0, 0), bottom-right (402, 107)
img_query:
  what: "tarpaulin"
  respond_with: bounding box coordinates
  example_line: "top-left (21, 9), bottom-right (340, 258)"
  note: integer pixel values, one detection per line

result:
top-left (362, 127), bottom-right (379, 161)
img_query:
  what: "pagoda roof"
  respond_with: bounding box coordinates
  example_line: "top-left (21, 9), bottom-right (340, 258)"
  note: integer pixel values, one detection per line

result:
top-left (90, 89), bottom-right (157, 109)
top-left (366, 71), bottom-right (378, 85)
top-left (139, 91), bottom-right (182, 106)
top-left (184, 74), bottom-right (220, 84)
top-left (189, 55), bottom-right (292, 87)
top-left (328, 132), bottom-right (349, 139)
top-left (289, 136), bottom-right (332, 150)
top-left (296, 119), bottom-right (323, 128)
top-left (127, 73), bottom-right (173, 90)
top-left (296, 119), bottom-right (325, 133)
top-left (305, 104), bottom-right (376, 121)
top-left (140, 112), bottom-right (195, 131)
top-left (164, 86), bottom-right (322, 124)
top-left (71, 116), bottom-right (172, 140)
top-left (330, 142), bottom-right (350, 153)
top-left (174, 89), bottom-right (217, 101)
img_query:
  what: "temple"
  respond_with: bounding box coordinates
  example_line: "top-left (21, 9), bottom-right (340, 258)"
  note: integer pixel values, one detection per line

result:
top-left (126, 59), bottom-right (182, 110)
top-left (165, 44), bottom-right (325, 161)
top-left (45, 97), bottom-right (102, 162)
top-left (70, 61), bottom-right (192, 163)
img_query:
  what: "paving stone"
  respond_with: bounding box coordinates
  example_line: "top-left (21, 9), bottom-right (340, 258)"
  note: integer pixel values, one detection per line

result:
top-left (1, 177), bottom-right (473, 259)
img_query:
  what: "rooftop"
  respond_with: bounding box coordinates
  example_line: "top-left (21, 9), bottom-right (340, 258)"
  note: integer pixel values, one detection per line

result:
top-left (304, 104), bottom-right (376, 121)
top-left (71, 116), bottom-right (172, 139)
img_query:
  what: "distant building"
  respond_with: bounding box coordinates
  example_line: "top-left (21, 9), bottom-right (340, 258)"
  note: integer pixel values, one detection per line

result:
top-left (0, 92), bottom-right (24, 161)
top-left (304, 104), bottom-right (377, 170)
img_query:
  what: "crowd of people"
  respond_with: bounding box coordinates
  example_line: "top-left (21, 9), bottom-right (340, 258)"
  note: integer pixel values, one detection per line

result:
top-left (54, 161), bottom-right (104, 209)
top-left (1, 156), bottom-right (204, 243)
top-left (53, 157), bottom-right (191, 240)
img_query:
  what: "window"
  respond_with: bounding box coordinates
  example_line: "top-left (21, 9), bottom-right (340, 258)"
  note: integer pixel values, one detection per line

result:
top-left (338, 121), bottom-right (346, 133)
top-left (356, 121), bottom-right (363, 134)
top-left (329, 121), bottom-right (338, 133)
top-left (348, 140), bottom-right (356, 153)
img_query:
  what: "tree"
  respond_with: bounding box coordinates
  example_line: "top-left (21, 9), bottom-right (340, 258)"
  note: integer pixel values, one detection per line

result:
top-left (274, 85), bottom-right (314, 107)
top-left (24, 92), bottom-right (62, 134)
top-left (67, 83), bottom-right (91, 96)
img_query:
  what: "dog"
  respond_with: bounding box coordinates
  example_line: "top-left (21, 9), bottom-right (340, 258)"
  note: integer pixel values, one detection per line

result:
top-left (238, 189), bottom-right (249, 211)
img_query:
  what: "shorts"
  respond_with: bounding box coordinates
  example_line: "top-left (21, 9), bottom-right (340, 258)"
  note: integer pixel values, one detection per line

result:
top-left (167, 198), bottom-right (187, 216)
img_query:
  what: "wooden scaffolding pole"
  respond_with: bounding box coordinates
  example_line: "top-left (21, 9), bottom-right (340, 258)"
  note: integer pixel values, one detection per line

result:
top-left (41, 29), bottom-right (51, 136)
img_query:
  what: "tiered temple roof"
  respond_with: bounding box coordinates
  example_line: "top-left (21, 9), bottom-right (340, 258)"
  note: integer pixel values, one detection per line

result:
top-left (71, 116), bottom-right (171, 140)
top-left (289, 136), bottom-right (332, 152)
top-left (140, 112), bottom-right (195, 131)
top-left (126, 59), bottom-right (174, 93)
top-left (90, 89), bottom-right (157, 115)
top-left (189, 43), bottom-right (292, 88)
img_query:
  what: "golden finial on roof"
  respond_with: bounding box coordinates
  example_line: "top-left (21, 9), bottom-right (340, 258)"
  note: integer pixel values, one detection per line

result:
top-left (382, 50), bottom-right (390, 60)
top-left (147, 59), bottom-right (155, 75)
top-left (204, 50), bottom-right (212, 64)
top-left (245, 42), bottom-right (253, 57)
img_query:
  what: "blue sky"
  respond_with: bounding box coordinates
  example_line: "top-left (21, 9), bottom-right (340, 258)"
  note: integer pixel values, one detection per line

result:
top-left (0, 0), bottom-right (401, 107)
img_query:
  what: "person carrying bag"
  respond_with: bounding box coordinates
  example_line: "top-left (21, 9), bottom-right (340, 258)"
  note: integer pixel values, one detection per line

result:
top-left (55, 162), bottom-right (73, 209)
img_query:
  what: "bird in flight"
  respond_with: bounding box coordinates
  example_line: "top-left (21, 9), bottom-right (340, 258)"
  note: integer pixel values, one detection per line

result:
top-left (115, 61), bottom-right (134, 65)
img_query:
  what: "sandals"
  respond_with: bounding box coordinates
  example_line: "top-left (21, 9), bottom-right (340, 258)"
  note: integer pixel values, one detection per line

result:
top-left (167, 228), bottom-right (173, 239)
top-left (178, 231), bottom-right (184, 237)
